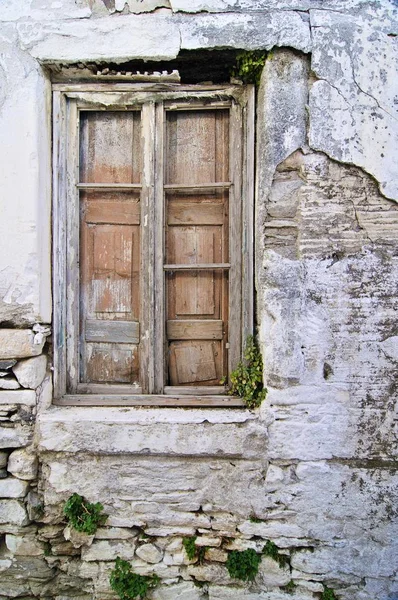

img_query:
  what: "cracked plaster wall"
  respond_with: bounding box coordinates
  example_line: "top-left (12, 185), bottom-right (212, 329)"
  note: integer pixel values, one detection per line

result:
top-left (0, 1), bottom-right (397, 599)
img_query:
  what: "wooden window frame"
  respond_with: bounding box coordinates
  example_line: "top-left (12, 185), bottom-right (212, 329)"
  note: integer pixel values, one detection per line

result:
top-left (52, 83), bottom-right (255, 407)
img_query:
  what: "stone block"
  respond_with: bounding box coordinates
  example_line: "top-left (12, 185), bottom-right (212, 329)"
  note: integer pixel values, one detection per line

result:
top-left (0, 330), bottom-right (45, 360)
top-left (7, 447), bottom-right (38, 480)
top-left (0, 499), bottom-right (29, 526)
top-left (81, 539), bottom-right (136, 562)
top-left (0, 390), bottom-right (36, 406)
top-left (0, 424), bottom-right (32, 449)
top-left (64, 526), bottom-right (95, 549)
top-left (187, 564), bottom-right (230, 585)
top-left (135, 543), bottom-right (163, 564)
top-left (0, 477), bottom-right (29, 498)
top-left (0, 377), bottom-right (20, 390)
top-left (5, 533), bottom-right (44, 556)
top-left (0, 452), bottom-right (7, 468)
top-left (205, 548), bottom-right (228, 562)
top-left (257, 556), bottom-right (291, 587)
top-left (13, 355), bottom-right (47, 389)
top-left (38, 408), bottom-right (267, 459)
top-left (152, 582), bottom-right (204, 600)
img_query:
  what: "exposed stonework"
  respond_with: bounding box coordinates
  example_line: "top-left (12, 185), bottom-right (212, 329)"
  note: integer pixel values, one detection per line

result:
top-left (0, 2), bottom-right (397, 600)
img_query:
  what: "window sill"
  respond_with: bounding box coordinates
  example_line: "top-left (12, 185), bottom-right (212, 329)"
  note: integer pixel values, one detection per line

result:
top-left (53, 394), bottom-right (245, 408)
top-left (38, 405), bottom-right (265, 459)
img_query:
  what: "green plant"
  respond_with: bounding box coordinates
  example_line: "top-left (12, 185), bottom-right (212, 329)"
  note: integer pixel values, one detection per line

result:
top-left (183, 536), bottom-right (197, 560)
top-left (110, 557), bottom-right (160, 600)
top-left (249, 514), bottom-right (263, 523)
top-left (183, 536), bottom-right (206, 563)
top-left (229, 335), bottom-right (267, 409)
top-left (321, 587), bottom-right (337, 600)
top-left (262, 540), bottom-right (289, 568)
top-left (231, 50), bottom-right (267, 86)
top-left (284, 580), bottom-right (296, 593)
top-left (63, 493), bottom-right (107, 535)
top-left (226, 548), bottom-right (262, 582)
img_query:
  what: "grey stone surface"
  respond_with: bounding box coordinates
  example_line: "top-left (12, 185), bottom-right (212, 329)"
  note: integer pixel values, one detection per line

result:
top-left (0, 377), bottom-right (20, 389)
top-left (0, 390), bottom-right (36, 405)
top-left (0, 424), bottom-right (32, 449)
top-left (136, 543), bottom-right (163, 563)
top-left (0, 499), bottom-right (29, 525)
top-left (0, 476), bottom-right (29, 498)
top-left (309, 8), bottom-right (398, 201)
top-left (13, 355), bottom-right (47, 389)
top-left (38, 408), bottom-right (267, 458)
top-left (0, 330), bottom-right (45, 359)
top-left (7, 447), bottom-right (38, 480)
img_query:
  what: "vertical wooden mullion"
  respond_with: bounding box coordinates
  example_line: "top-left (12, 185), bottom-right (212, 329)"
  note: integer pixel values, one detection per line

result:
top-left (228, 101), bottom-right (243, 378)
top-left (154, 103), bottom-right (165, 393)
top-left (242, 86), bottom-right (255, 343)
top-left (52, 91), bottom-right (67, 399)
top-left (65, 99), bottom-right (80, 393)
top-left (140, 102), bottom-right (156, 393)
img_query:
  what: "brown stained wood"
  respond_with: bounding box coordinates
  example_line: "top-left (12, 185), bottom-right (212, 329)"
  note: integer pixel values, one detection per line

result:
top-left (164, 263), bottom-right (230, 271)
top-left (166, 110), bottom-right (228, 185)
top-left (164, 386), bottom-right (227, 395)
top-left (85, 320), bottom-right (140, 344)
top-left (168, 203), bottom-right (224, 226)
top-left (76, 383), bottom-right (142, 395)
top-left (167, 320), bottom-right (223, 340)
top-left (80, 111), bottom-right (141, 183)
top-left (169, 341), bottom-right (218, 384)
top-left (85, 200), bottom-right (140, 225)
top-left (172, 228), bottom-right (216, 316)
top-left (55, 395), bottom-right (245, 407)
top-left (55, 86), bottom-right (252, 402)
top-left (86, 342), bottom-right (139, 383)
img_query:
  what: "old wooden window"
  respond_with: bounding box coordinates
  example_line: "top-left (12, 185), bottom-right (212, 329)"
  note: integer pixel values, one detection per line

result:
top-left (53, 84), bottom-right (254, 406)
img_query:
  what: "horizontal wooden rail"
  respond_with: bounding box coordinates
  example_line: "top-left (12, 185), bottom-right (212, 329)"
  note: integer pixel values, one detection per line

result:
top-left (164, 263), bottom-right (230, 271)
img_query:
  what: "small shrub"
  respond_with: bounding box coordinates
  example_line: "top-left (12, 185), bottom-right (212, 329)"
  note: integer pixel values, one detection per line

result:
top-left (226, 548), bottom-right (262, 582)
top-left (110, 557), bottom-right (160, 600)
top-left (231, 50), bottom-right (267, 86)
top-left (183, 536), bottom-right (197, 560)
top-left (229, 335), bottom-right (267, 409)
top-left (262, 540), bottom-right (290, 568)
top-left (321, 587), bottom-right (337, 600)
top-left (63, 493), bottom-right (107, 535)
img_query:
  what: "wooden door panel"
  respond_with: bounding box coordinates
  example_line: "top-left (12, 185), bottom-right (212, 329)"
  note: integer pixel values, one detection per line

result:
top-left (80, 111), bottom-right (141, 183)
top-left (86, 342), bottom-right (139, 383)
top-left (169, 341), bottom-right (220, 385)
top-left (80, 190), bottom-right (141, 385)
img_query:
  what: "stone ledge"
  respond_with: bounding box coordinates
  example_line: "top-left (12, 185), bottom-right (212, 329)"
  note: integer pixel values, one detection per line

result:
top-left (37, 407), bottom-right (267, 458)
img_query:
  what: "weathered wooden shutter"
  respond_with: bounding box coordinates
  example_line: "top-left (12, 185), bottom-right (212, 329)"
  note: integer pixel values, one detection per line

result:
top-left (165, 109), bottom-right (230, 386)
top-left (79, 111), bottom-right (141, 388)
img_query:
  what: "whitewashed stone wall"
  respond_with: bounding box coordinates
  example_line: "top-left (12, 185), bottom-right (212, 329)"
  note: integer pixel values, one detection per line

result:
top-left (1, 1), bottom-right (397, 599)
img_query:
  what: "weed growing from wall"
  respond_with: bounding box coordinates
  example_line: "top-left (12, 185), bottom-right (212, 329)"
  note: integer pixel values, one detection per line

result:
top-left (226, 548), bottom-right (262, 581)
top-left (262, 540), bottom-right (290, 568)
top-left (63, 493), bottom-right (107, 534)
top-left (229, 335), bottom-right (267, 408)
top-left (110, 557), bottom-right (160, 600)
top-left (183, 536), bottom-right (206, 564)
top-left (231, 50), bottom-right (267, 86)
top-left (321, 587), bottom-right (337, 600)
